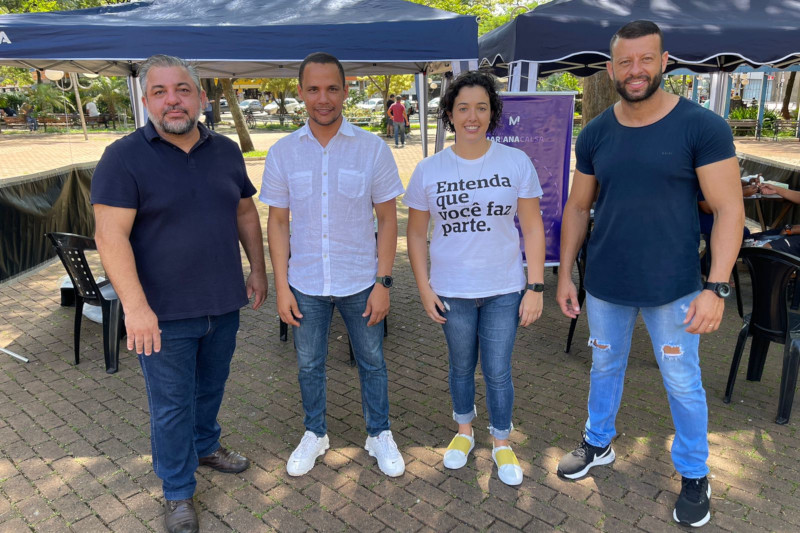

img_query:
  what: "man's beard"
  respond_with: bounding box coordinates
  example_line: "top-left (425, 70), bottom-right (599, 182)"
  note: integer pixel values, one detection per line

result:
top-left (154, 106), bottom-right (201, 135)
top-left (615, 70), bottom-right (662, 103)
top-left (309, 108), bottom-right (342, 127)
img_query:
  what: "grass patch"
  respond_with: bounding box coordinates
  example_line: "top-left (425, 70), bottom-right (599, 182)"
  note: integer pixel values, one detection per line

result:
top-left (243, 150), bottom-right (268, 158)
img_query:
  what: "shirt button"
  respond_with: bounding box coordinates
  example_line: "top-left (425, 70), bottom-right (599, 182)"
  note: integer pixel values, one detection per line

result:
top-left (323, 214), bottom-right (327, 218)
top-left (323, 192), bottom-right (327, 196)
top-left (323, 172), bottom-right (327, 176)
top-left (323, 234), bottom-right (327, 238)
top-left (323, 151), bottom-right (327, 155)
top-left (324, 254), bottom-right (328, 258)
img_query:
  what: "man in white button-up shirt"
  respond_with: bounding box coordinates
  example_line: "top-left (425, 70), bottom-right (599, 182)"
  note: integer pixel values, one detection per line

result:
top-left (260, 53), bottom-right (406, 478)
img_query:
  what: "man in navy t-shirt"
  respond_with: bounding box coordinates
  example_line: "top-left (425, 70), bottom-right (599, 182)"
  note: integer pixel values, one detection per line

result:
top-left (91, 55), bottom-right (267, 533)
top-left (555, 21), bottom-right (744, 528)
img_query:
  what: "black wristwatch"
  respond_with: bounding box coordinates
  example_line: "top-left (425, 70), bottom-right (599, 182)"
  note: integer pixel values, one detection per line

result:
top-left (376, 276), bottom-right (393, 289)
top-left (785, 224), bottom-right (793, 236)
top-left (526, 283), bottom-right (544, 293)
top-left (703, 281), bottom-right (731, 299)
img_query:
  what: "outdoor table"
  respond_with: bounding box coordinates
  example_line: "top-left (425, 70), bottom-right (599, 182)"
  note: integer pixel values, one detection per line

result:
top-left (744, 193), bottom-right (790, 231)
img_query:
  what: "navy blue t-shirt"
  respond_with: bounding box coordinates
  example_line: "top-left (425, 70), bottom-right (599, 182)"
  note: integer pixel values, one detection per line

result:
top-left (577, 97), bottom-right (736, 306)
top-left (91, 121), bottom-right (257, 320)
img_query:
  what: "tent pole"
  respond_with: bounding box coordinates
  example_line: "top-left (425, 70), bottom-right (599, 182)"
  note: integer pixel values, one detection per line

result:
top-left (757, 73), bottom-right (768, 139)
top-left (417, 72), bottom-right (427, 158)
top-left (70, 73), bottom-right (89, 141)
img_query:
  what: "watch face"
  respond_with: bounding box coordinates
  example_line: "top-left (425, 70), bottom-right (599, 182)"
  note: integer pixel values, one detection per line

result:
top-left (381, 276), bottom-right (393, 288)
top-left (717, 283), bottom-right (731, 298)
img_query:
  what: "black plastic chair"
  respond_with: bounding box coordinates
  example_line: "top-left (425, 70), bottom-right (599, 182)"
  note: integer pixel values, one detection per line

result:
top-left (564, 236), bottom-right (588, 353)
top-left (46, 232), bottom-right (125, 374)
top-left (724, 247), bottom-right (800, 424)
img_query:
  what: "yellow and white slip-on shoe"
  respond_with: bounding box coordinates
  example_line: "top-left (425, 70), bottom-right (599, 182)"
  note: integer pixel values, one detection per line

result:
top-left (443, 432), bottom-right (475, 470)
top-left (492, 445), bottom-right (523, 486)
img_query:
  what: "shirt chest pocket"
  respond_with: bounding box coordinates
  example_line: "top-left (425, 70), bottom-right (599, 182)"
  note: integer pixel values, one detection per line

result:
top-left (289, 170), bottom-right (313, 200)
top-left (337, 169), bottom-right (366, 199)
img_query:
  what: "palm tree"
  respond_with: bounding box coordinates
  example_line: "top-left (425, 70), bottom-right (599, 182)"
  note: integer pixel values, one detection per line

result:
top-left (261, 78), bottom-right (298, 126)
top-left (88, 76), bottom-right (130, 128)
top-left (27, 83), bottom-right (74, 114)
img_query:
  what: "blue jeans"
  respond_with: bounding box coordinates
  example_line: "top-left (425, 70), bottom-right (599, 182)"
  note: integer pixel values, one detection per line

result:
top-left (393, 121), bottom-right (405, 146)
top-left (584, 291), bottom-right (709, 478)
top-left (291, 286), bottom-right (390, 437)
top-left (439, 291), bottom-right (523, 440)
top-left (138, 310), bottom-right (239, 500)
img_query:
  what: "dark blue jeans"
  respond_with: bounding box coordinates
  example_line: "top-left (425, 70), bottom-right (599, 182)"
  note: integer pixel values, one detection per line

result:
top-left (138, 310), bottom-right (239, 500)
top-left (291, 286), bottom-right (390, 437)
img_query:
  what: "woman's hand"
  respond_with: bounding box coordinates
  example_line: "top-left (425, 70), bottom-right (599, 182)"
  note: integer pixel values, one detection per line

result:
top-left (420, 286), bottom-right (447, 324)
top-left (519, 290), bottom-right (543, 327)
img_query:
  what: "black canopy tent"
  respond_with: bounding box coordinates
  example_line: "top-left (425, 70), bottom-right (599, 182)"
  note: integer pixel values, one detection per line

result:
top-left (479, 0), bottom-right (800, 78)
top-left (0, 0), bottom-right (478, 77)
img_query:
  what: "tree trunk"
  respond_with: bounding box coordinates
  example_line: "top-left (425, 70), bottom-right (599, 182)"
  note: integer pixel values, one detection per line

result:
top-left (202, 78), bottom-right (223, 122)
top-left (582, 71), bottom-right (619, 128)
top-left (781, 71), bottom-right (796, 120)
top-left (221, 78), bottom-right (254, 153)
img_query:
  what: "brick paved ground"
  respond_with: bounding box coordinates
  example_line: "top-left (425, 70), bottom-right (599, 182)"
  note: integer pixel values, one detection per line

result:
top-left (1, 129), bottom-right (799, 532)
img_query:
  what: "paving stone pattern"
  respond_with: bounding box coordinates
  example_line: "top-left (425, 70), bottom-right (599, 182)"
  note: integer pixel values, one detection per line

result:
top-left (0, 130), bottom-right (799, 531)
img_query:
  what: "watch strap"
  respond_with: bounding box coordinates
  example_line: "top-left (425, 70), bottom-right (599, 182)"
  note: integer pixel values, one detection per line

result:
top-left (526, 283), bottom-right (544, 293)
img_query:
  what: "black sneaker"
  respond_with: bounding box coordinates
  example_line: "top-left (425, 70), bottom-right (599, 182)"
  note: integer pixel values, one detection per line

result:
top-left (673, 476), bottom-right (711, 528)
top-left (557, 438), bottom-right (615, 479)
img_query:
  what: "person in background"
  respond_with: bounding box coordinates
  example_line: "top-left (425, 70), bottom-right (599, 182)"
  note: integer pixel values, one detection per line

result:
top-left (387, 96), bottom-right (407, 148)
top-left (406, 70), bottom-right (546, 486)
top-left (204, 99), bottom-right (215, 130)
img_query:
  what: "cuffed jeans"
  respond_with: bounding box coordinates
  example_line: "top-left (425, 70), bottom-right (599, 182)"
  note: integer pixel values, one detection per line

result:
top-left (291, 286), bottom-right (390, 437)
top-left (439, 290), bottom-right (523, 440)
top-left (584, 291), bottom-right (709, 478)
top-left (138, 310), bottom-right (239, 500)
top-left (393, 121), bottom-right (406, 146)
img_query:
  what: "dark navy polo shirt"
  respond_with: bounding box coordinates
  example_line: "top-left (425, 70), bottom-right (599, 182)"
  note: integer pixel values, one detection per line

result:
top-left (91, 121), bottom-right (257, 320)
top-left (576, 97), bottom-right (736, 306)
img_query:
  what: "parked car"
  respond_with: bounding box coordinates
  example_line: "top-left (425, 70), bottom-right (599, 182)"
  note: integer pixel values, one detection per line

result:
top-left (427, 97), bottom-right (441, 113)
top-left (265, 98), bottom-right (300, 114)
top-left (357, 97), bottom-right (384, 112)
top-left (239, 99), bottom-right (263, 112)
top-left (219, 98), bottom-right (229, 112)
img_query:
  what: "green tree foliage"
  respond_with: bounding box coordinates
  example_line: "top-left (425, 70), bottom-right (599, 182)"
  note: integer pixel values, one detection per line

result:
top-left (27, 82), bottom-right (74, 113)
top-left (87, 76), bottom-right (129, 116)
top-left (409, 1), bottom-right (544, 35)
top-left (0, 67), bottom-right (34, 87)
top-left (359, 75), bottom-right (413, 107)
top-left (261, 78), bottom-right (298, 124)
top-left (0, 0), bottom-right (128, 14)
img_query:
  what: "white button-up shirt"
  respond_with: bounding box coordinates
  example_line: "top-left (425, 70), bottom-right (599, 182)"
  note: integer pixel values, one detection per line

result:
top-left (260, 119), bottom-right (404, 296)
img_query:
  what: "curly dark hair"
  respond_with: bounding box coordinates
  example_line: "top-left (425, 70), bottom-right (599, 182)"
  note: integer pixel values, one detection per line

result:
top-left (437, 71), bottom-right (503, 134)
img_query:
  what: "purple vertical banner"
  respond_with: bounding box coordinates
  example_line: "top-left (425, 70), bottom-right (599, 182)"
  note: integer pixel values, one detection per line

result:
top-left (492, 93), bottom-right (574, 265)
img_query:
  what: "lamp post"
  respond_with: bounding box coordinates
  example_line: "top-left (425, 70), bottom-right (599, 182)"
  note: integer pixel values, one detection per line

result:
top-left (43, 70), bottom-right (94, 141)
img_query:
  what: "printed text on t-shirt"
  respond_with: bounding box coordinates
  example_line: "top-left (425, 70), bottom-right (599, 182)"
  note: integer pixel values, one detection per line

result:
top-left (435, 174), bottom-right (513, 236)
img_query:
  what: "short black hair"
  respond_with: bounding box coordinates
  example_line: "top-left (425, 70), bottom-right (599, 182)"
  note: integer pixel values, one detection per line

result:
top-left (299, 52), bottom-right (346, 88)
top-left (438, 71), bottom-right (503, 134)
top-left (610, 20), bottom-right (663, 57)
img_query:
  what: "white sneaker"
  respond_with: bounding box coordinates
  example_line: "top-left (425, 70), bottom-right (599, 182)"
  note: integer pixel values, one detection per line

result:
top-left (286, 431), bottom-right (329, 476)
top-left (443, 431), bottom-right (475, 470)
top-left (492, 445), bottom-right (523, 486)
top-left (364, 430), bottom-right (405, 477)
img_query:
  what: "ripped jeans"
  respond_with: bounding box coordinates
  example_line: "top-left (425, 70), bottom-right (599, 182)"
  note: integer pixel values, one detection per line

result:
top-left (584, 290), bottom-right (709, 479)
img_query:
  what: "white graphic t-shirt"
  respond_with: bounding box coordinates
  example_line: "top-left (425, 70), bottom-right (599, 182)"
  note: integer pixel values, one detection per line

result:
top-left (403, 141), bottom-right (542, 298)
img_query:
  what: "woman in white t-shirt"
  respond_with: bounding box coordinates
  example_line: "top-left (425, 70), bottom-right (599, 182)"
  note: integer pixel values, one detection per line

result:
top-left (405, 71), bottom-right (546, 486)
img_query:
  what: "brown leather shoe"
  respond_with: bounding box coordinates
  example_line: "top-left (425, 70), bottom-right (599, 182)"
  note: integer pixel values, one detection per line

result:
top-left (198, 446), bottom-right (250, 473)
top-left (164, 498), bottom-right (198, 533)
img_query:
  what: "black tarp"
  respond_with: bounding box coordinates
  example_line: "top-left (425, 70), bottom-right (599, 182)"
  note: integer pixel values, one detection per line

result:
top-left (0, 163), bottom-right (95, 282)
top-left (480, 0), bottom-right (800, 76)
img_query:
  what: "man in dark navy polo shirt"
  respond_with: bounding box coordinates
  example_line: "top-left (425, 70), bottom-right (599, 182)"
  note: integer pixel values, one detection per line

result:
top-left (91, 55), bottom-right (267, 533)
top-left (555, 21), bottom-right (743, 528)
